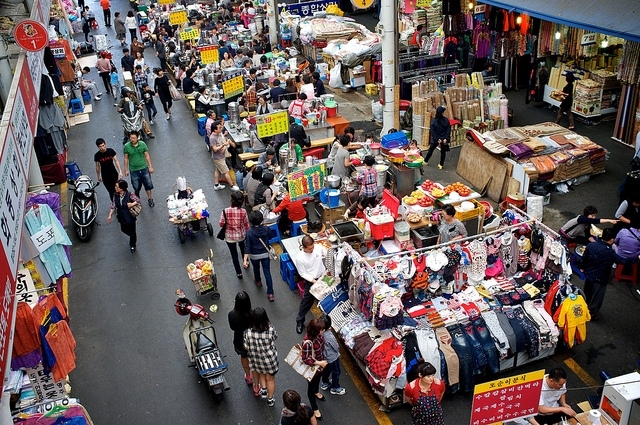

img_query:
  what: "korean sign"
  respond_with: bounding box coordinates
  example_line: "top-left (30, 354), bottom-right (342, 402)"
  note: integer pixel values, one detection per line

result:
top-left (221, 73), bottom-right (245, 100)
top-left (256, 111), bottom-right (289, 139)
top-left (180, 27), bottom-right (200, 41)
top-left (26, 364), bottom-right (67, 402)
top-left (285, 0), bottom-right (338, 17)
top-left (288, 163), bottom-right (326, 200)
top-left (470, 369), bottom-right (544, 425)
top-left (169, 10), bottom-right (188, 26)
top-left (16, 269), bottom-right (38, 308)
top-left (199, 45), bottom-right (219, 64)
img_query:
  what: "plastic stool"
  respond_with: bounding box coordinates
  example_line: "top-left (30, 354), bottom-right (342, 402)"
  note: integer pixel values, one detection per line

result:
top-left (267, 222), bottom-right (281, 245)
top-left (69, 98), bottom-right (84, 114)
top-left (291, 219), bottom-right (307, 236)
top-left (614, 262), bottom-right (638, 284)
top-left (65, 161), bottom-right (83, 181)
top-left (82, 90), bottom-right (91, 102)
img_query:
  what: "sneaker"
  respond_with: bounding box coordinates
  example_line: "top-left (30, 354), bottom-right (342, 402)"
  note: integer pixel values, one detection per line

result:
top-left (231, 185), bottom-right (240, 191)
top-left (148, 199), bottom-right (155, 207)
top-left (149, 120), bottom-right (155, 125)
top-left (268, 294), bottom-right (274, 302)
top-left (148, 133), bottom-right (155, 139)
top-left (95, 96), bottom-right (102, 101)
top-left (260, 388), bottom-right (267, 398)
top-left (330, 387), bottom-right (346, 395)
top-left (113, 103), bottom-right (118, 107)
top-left (267, 397), bottom-right (275, 407)
top-left (320, 382), bottom-right (330, 391)
top-left (97, 93), bottom-right (103, 97)
top-left (130, 246), bottom-right (136, 253)
top-left (166, 114), bottom-right (170, 120)
top-left (214, 184), bottom-right (225, 191)
top-left (438, 164), bottom-right (443, 169)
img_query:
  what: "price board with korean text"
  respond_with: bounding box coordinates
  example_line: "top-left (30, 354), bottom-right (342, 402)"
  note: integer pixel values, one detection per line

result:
top-left (16, 269), bottom-right (37, 308)
top-left (26, 364), bottom-right (67, 402)
top-left (169, 10), bottom-right (188, 26)
top-left (180, 27), bottom-right (200, 41)
top-left (288, 163), bottom-right (326, 200)
top-left (158, 0), bottom-right (174, 5)
top-left (470, 369), bottom-right (544, 425)
top-left (199, 45), bottom-right (219, 64)
top-left (256, 111), bottom-right (289, 139)
top-left (221, 73), bottom-right (244, 100)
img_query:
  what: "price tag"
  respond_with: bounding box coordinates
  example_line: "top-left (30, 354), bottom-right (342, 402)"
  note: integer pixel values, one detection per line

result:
top-left (256, 111), bottom-right (290, 139)
top-left (415, 0), bottom-right (429, 7)
top-left (180, 27), bottom-right (200, 41)
top-left (221, 73), bottom-right (245, 100)
top-left (169, 10), bottom-right (188, 26)
top-left (15, 269), bottom-right (37, 308)
top-left (199, 45), bottom-right (219, 64)
top-left (30, 225), bottom-right (55, 253)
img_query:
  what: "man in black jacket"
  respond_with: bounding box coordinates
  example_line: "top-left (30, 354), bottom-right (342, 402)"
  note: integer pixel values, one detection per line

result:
top-left (120, 48), bottom-right (135, 74)
top-left (288, 116), bottom-right (309, 148)
top-left (581, 227), bottom-right (640, 320)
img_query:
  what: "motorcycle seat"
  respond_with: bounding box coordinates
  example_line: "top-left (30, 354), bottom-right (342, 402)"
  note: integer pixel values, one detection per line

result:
top-left (195, 332), bottom-right (215, 354)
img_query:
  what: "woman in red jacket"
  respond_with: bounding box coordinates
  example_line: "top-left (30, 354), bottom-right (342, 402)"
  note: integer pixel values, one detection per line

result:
top-left (273, 192), bottom-right (307, 236)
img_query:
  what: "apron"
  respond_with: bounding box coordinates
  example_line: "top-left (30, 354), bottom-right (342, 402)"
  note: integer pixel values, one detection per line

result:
top-left (411, 394), bottom-right (444, 425)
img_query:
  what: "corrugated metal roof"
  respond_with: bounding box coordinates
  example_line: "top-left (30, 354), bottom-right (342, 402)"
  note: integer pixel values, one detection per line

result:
top-left (479, 0), bottom-right (640, 42)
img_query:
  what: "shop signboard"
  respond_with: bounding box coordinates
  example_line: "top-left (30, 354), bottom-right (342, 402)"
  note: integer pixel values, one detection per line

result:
top-left (470, 369), bottom-right (544, 425)
top-left (581, 33), bottom-right (597, 46)
top-left (49, 39), bottom-right (74, 60)
top-left (16, 269), bottom-right (38, 308)
top-left (221, 73), bottom-right (245, 100)
top-left (255, 110), bottom-right (289, 139)
top-left (180, 27), bottom-right (200, 41)
top-left (26, 364), bottom-right (67, 402)
top-left (285, 0), bottom-right (338, 16)
top-left (158, 0), bottom-right (175, 5)
top-left (169, 10), bottom-right (188, 26)
top-left (415, 0), bottom-right (429, 8)
top-left (287, 163), bottom-right (326, 200)
top-left (199, 45), bottom-right (219, 64)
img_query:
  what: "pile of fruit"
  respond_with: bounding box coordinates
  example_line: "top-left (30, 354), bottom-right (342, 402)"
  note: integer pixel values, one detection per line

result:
top-left (444, 182), bottom-right (472, 197)
top-left (186, 259), bottom-right (213, 280)
top-left (402, 190), bottom-right (435, 207)
top-left (420, 179), bottom-right (438, 192)
top-left (406, 212), bottom-right (423, 223)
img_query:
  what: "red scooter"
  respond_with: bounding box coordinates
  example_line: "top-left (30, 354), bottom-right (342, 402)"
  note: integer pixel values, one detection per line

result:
top-left (174, 290), bottom-right (229, 398)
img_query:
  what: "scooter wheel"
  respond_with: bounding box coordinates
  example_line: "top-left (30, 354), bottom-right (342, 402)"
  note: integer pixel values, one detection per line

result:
top-left (211, 292), bottom-right (220, 300)
top-left (77, 225), bottom-right (92, 242)
top-left (178, 227), bottom-right (186, 244)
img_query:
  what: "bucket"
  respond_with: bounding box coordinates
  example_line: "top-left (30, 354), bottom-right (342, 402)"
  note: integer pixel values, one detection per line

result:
top-left (319, 188), bottom-right (341, 208)
top-left (326, 105), bottom-right (337, 118)
top-left (505, 192), bottom-right (526, 209)
top-left (374, 164), bottom-right (388, 188)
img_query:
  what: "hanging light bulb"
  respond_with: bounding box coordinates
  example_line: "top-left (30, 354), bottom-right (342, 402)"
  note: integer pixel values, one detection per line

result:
top-left (516, 15), bottom-right (522, 25)
top-left (468, 1), bottom-right (474, 10)
top-left (601, 36), bottom-right (609, 48)
top-left (555, 31), bottom-right (561, 40)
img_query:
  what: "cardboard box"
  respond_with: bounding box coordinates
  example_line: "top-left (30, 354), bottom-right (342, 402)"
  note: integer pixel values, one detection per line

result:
top-left (363, 60), bottom-right (372, 84)
top-left (350, 76), bottom-right (366, 88)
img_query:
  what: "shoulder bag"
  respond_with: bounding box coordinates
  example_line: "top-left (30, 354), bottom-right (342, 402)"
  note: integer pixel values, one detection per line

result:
top-left (169, 81), bottom-right (182, 100)
top-left (217, 209), bottom-right (227, 240)
top-left (128, 193), bottom-right (142, 217)
top-left (258, 235), bottom-right (278, 260)
top-left (284, 340), bottom-right (318, 382)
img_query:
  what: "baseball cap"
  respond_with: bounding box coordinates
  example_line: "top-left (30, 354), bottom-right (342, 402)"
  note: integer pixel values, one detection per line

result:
top-left (245, 160), bottom-right (256, 168)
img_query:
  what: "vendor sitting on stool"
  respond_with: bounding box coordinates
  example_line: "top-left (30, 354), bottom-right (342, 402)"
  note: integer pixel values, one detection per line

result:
top-left (273, 191), bottom-right (308, 236)
top-left (344, 155), bottom-right (378, 220)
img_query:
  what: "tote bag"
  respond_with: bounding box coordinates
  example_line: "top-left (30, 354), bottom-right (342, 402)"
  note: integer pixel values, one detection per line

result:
top-left (284, 341), bottom-right (318, 382)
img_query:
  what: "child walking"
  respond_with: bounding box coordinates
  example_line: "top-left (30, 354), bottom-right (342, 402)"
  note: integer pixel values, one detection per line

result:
top-left (141, 83), bottom-right (158, 124)
top-left (110, 69), bottom-right (120, 107)
top-left (319, 315), bottom-right (346, 395)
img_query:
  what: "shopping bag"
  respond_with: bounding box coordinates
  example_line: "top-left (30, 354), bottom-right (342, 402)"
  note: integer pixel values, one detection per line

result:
top-left (284, 343), bottom-right (318, 382)
top-left (169, 83), bottom-right (181, 100)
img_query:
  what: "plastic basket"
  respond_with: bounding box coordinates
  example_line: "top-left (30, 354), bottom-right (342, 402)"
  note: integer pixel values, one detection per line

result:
top-left (454, 200), bottom-right (484, 221)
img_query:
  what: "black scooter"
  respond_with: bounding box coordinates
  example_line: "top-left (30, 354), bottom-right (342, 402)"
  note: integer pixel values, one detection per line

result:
top-left (68, 175), bottom-right (99, 242)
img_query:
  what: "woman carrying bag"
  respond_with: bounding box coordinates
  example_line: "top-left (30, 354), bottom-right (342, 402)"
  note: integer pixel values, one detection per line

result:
top-left (424, 106), bottom-right (451, 169)
top-left (107, 179), bottom-right (140, 253)
top-left (219, 191), bottom-right (249, 280)
top-left (243, 211), bottom-right (275, 300)
top-left (301, 318), bottom-right (328, 422)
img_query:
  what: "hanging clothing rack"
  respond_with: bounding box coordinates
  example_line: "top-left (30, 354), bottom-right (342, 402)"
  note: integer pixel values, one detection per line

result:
top-left (11, 397), bottom-right (72, 415)
top-left (341, 242), bottom-right (384, 281)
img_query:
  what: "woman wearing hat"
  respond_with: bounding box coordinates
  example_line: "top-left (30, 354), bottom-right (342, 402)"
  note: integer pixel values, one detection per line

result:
top-left (437, 205), bottom-right (468, 244)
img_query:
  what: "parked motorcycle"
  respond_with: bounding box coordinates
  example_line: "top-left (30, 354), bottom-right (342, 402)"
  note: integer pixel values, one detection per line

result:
top-left (68, 175), bottom-right (99, 242)
top-left (174, 290), bottom-right (229, 398)
top-left (119, 87), bottom-right (146, 143)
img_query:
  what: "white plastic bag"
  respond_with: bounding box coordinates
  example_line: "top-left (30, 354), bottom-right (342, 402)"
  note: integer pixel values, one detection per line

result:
top-left (371, 100), bottom-right (383, 123)
top-left (329, 62), bottom-right (343, 88)
top-left (526, 195), bottom-right (544, 220)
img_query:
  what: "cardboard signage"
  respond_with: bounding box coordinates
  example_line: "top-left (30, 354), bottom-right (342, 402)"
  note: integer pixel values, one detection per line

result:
top-left (180, 27), bottom-right (200, 41)
top-left (169, 10), bottom-right (188, 25)
top-left (470, 369), bottom-right (545, 425)
top-left (255, 111), bottom-right (289, 139)
top-left (15, 269), bottom-right (38, 308)
top-left (199, 45), bottom-right (219, 64)
top-left (26, 364), bottom-right (67, 402)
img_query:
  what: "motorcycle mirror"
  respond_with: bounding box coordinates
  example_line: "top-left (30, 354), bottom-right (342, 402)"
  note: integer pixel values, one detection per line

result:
top-left (209, 304), bottom-right (218, 314)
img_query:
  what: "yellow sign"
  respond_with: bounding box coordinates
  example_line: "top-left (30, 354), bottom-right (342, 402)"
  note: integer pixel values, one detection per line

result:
top-left (158, 0), bottom-right (174, 5)
top-left (256, 111), bottom-right (290, 139)
top-left (199, 45), bottom-right (219, 64)
top-left (415, 0), bottom-right (428, 7)
top-left (179, 27), bottom-right (200, 41)
top-left (353, 0), bottom-right (374, 9)
top-left (221, 73), bottom-right (244, 100)
top-left (169, 10), bottom-right (188, 26)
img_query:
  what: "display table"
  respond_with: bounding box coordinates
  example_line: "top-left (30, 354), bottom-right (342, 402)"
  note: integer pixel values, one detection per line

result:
top-left (543, 85), bottom-right (616, 118)
top-left (224, 122), bottom-right (251, 146)
top-left (326, 115), bottom-right (350, 136)
top-left (281, 235), bottom-right (305, 264)
top-left (569, 411), bottom-right (612, 425)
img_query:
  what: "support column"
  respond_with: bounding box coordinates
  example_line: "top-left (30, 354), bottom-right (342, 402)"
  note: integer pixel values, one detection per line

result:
top-left (267, 0), bottom-right (279, 49)
top-left (379, 0), bottom-right (397, 136)
top-left (0, 42), bottom-right (13, 107)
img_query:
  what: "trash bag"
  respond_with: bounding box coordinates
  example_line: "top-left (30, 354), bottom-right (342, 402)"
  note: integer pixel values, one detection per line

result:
top-left (329, 62), bottom-right (343, 88)
top-left (371, 100), bottom-right (383, 123)
top-left (529, 180), bottom-right (553, 196)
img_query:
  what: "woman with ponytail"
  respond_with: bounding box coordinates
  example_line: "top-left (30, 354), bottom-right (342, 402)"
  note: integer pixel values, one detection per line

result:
top-left (280, 390), bottom-right (317, 425)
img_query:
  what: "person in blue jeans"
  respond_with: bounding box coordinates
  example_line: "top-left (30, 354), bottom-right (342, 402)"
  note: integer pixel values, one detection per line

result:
top-left (243, 211), bottom-right (275, 301)
top-left (320, 315), bottom-right (346, 395)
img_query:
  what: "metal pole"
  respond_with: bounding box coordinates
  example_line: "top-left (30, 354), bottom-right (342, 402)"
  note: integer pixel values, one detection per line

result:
top-left (379, 0), bottom-right (397, 135)
top-left (0, 43), bottom-right (13, 106)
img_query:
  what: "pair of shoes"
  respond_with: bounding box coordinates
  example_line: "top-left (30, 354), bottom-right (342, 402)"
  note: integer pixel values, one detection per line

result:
top-left (255, 280), bottom-right (263, 287)
top-left (315, 394), bottom-right (326, 401)
top-left (330, 387), bottom-right (346, 395)
top-left (437, 164), bottom-right (443, 169)
top-left (253, 385), bottom-right (260, 397)
top-left (268, 294), bottom-right (274, 302)
top-left (214, 184), bottom-right (225, 191)
top-left (130, 246), bottom-right (136, 253)
top-left (296, 322), bottom-right (304, 334)
top-left (244, 374), bottom-right (253, 386)
top-left (148, 199), bottom-right (155, 207)
top-left (267, 397), bottom-right (275, 407)
top-left (95, 96), bottom-right (102, 101)
top-left (149, 120), bottom-right (154, 125)
top-left (236, 273), bottom-right (243, 279)
top-left (260, 388), bottom-right (267, 398)
top-left (320, 382), bottom-right (330, 391)
top-left (231, 185), bottom-right (240, 191)
top-left (148, 133), bottom-right (155, 139)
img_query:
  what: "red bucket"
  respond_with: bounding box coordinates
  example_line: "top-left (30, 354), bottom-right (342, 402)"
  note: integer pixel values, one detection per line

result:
top-left (326, 106), bottom-right (337, 117)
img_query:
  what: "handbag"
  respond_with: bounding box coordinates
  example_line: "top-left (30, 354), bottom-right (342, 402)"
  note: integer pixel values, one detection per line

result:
top-left (284, 340), bottom-right (318, 382)
top-left (169, 82), bottom-right (182, 100)
top-left (217, 210), bottom-right (227, 240)
top-left (258, 236), bottom-right (278, 261)
top-left (128, 194), bottom-right (142, 217)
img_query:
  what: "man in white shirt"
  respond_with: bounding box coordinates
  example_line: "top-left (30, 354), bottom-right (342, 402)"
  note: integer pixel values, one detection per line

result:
top-left (293, 235), bottom-right (327, 334)
top-left (529, 367), bottom-right (576, 425)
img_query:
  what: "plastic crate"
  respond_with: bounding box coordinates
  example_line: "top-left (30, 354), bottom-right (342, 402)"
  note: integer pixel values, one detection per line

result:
top-left (454, 199), bottom-right (484, 221)
top-left (365, 189), bottom-right (399, 240)
top-left (197, 116), bottom-right (207, 136)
